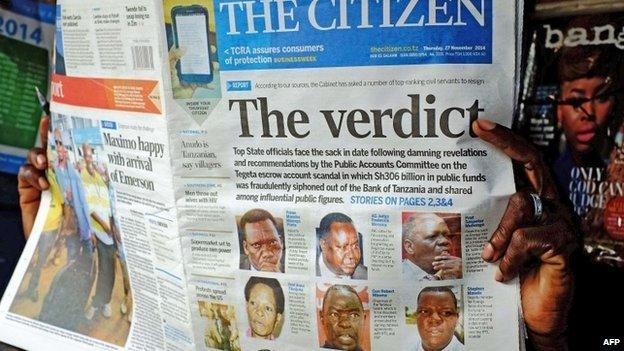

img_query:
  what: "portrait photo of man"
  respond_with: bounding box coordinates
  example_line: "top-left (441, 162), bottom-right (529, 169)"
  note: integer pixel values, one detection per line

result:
top-left (237, 209), bottom-right (285, 273)
top-left (316, 213), bottom-right (368, 280)
top-left (318, 284), bottom-right (369, 351)
top-left (244, 277), bottom-right (285, 340)
top-left (402, 213), bottom-right (462, 281)
top-left (408, 286), bottom-right (464, 351)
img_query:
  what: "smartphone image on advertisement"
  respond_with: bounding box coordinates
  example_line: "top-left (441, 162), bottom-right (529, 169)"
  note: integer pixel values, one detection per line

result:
top-left (172, 5), bottom-right (213, 85)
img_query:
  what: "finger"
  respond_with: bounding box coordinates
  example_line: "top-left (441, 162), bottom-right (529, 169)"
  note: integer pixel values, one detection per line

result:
top-left (173, 47), bottom-right (187, 59)
top-left (433, 262), bottom-right (450, 270)
top-left (39, 115), bottom-right (50, 146)
top-left (434, 259), bottom-right (460, 269)
top-left (433, 257), bottom-right (459, 266)
top-left (482, 191), bottom-right (534, 262)
top-left (18, 164), bottom-right (48, 191)
top-left (497, 222), bottom-right (570, 282)
top-left (473, 119), bottom-right (557, 200)
top-left (27, 147), bottom-right (47, 170)
top-left (169, 47), bottom-right (186, 66)
top-left (433, 255), bottom-right (457, 263)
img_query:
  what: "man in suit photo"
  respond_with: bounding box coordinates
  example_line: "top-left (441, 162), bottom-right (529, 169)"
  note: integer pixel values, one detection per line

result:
top-left (238, 209), bottom-right (284, 273)
top-left (316, 213), bottom-right (368, 280)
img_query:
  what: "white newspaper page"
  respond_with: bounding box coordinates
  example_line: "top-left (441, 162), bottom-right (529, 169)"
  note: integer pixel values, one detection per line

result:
top-left (0, 1), bottom-right (524, 350)
top-left (1, 1), bottom-right (196, 350)
top-left (166, 1), bottom-right (522, 351)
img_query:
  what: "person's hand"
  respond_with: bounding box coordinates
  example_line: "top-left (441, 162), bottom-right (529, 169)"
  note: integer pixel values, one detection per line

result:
top-left (474, 119), bottom-right (576, 351)
top-left (169, 45), bottom-right (219, 99)
top-left (18, 116), bottom-right (50, 239)
top-left (433, 254), bottom-right (462, 279)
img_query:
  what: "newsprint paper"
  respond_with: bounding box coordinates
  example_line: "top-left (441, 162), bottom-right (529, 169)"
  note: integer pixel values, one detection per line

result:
top-left (0, 1), bottom-right (524, 350)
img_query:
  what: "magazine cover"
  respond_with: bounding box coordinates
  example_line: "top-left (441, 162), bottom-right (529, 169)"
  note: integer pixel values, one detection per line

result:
top-left (1, 0), bottom-right (526, 350)
top-left (518, 10), bottom-right (624, 267)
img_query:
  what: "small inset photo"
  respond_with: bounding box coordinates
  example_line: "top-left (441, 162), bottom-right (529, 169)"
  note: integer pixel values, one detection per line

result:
top-left (316, 284), bottom-right (370, 351)
top-left (198, 301), bottom-right (240, 350)
top-left (244, 276), bottom-right (285, 340)
top-left (316, 213), bottom-right (368, 280)
top-left (405, 285), bottom-right (464, 351)
top-left (163, 0), bottom-right (222, 100)
top-left (236, 209), bottom-right (285, 273)
top-left (402, 212), bottom-right (462, 281)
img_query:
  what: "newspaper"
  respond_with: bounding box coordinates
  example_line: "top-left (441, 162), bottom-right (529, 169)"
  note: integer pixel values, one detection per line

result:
top-left (0, 0), bottom-right (524, 350)
top-left (518, 6), bottom-right (624, 268)
top-left (0, 0), bottom-right (55, 174)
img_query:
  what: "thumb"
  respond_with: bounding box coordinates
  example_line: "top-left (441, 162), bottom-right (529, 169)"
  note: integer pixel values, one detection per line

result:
top-left (40, 115), bottom-right (50, 147)
top-left (538, 250), bottom-right (573, 291)
top-left (520, 252), bottom-right (573, 336)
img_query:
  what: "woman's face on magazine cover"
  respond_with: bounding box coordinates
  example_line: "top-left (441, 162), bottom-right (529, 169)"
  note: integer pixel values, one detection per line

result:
top-left (246, 283), bottom-right (280, 338)
top-left (558, 76), bottom-right (615, 157)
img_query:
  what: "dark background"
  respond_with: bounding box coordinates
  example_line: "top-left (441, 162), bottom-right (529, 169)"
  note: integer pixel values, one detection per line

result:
top-left (0, 174), bottom-right (23, 298)
top-left (0, 174), bottom-right (24, 351)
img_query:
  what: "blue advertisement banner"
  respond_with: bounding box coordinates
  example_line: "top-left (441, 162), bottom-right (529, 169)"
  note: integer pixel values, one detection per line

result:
top-left (213, 0), bottom-right (492, 70)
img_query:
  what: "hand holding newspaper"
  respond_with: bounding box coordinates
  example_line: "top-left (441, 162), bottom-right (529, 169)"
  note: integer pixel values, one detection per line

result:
top-left (0, 1), bottom-right (571, 350)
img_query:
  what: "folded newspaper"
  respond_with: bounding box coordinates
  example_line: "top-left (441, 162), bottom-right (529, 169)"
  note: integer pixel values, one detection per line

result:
top-left (0, 1), bottom-right (525, 350)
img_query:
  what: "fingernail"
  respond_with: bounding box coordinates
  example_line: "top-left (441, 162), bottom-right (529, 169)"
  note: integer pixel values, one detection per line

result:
top-left (477, 118), bottom-right (497, 131)
top-left (36, 155), bottom-right (46, 166)
top-left (38, 177), bottom-right (49, 189)
top-left (495, 268), bottom-right (504, 282)
top-left (482, 243), bottom-right (494, 261)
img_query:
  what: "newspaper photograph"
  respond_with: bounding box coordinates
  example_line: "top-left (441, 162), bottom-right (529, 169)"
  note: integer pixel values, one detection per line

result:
top-left (9, 114), bottom-right (133, 345)
top-left (0, 0), bottom-right (525, 350)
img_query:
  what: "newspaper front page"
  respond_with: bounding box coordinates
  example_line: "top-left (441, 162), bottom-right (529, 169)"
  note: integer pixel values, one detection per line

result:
top-left (0, 1), bottom-right (524, 350)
